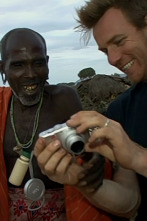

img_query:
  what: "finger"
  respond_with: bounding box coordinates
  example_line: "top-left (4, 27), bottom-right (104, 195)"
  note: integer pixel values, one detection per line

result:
top-left (88, 152), bottom-right (104, 164)
top-left (85, 142), bottom-right (116, 162)
top-left (37, 139), bottom-right (61, 169)
top-left (77, 170), bottom-right (104, 193)
top-left (78, 155), bottom-right (105, 186)
top-left (43, 148), bottom-right (70, 174)
top-left (88, 126), bottom-right (110, 143)
top-left (67, 111), bottom-right (96, 128)
top-left (78, 171), bottom-right (104, 190)
top-left (34, 137), bottom-right (46, 157)
top-left (67, 111), bottom-right (108, 133)
top-left (79, 152), bottom-right (93, 162)
top-left (55, 153), bottom-right (73, 174)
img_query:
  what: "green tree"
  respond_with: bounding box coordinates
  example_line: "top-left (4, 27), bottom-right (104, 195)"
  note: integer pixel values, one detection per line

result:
top-left (78, 67), bottom-right (96, 79)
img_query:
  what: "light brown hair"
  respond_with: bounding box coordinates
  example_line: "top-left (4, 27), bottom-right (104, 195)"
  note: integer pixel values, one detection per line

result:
top-left (76, 0), bottom-right (147, 44)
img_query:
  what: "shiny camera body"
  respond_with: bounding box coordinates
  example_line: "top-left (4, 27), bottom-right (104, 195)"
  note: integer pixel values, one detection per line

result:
top-left (39, 123), bottom-right (88, 155)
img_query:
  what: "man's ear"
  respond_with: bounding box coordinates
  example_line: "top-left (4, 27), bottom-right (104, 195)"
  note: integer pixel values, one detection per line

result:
top-left (46, 55), bottom-right (49, 63)
top-left (0, 60), bottom-right (7, 85)
top-left (0, 60), bottom-right (3, 73)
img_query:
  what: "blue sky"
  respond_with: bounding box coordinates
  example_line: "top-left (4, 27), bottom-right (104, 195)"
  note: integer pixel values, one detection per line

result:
top-left (0, 0), bottom-right (123, 85)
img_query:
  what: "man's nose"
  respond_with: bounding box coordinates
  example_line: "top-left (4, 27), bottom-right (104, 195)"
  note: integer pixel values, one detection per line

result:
top-left (107, 47), bottom-right (122, 67)
top-left (25, 65), bottom-right (36, 78)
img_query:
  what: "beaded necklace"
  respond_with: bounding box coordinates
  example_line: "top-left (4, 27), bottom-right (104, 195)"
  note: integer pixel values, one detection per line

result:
top-left (10, 93), bottom-right (43, 152)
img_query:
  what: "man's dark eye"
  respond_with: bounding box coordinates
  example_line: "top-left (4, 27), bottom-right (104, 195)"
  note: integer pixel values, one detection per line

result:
top-left (35, 60), bottom-right (46, 66)
top-left (115, 38), bottom-right (125, 46)
top-left (11, 62), bottom-right (23, 68)
top-left (102, 49), bottom-right (108, 55)
top-left (11, 62), bottom-right (23, 67)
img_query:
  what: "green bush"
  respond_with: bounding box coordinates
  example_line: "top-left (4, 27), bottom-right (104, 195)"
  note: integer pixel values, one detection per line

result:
top-left (78, 67), bottom-right (96, 79)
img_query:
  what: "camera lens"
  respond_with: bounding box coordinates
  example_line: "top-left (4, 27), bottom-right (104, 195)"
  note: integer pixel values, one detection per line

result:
top-left (70, 141), bottom-right (85, 155)
top-left (56, 126), bottom-right (87, 155)
top-left (65, 135), bottom-right (85, 155)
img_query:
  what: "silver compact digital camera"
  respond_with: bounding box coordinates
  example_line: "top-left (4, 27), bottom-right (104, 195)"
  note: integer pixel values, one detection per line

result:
top-left (39, 123), bottom-right (88, 155)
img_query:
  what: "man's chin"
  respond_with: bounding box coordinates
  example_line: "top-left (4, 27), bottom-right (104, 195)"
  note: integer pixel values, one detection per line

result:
top-left (12, 82), bottom-right (44, 105)
top-left (16, 92), bottom-right (42, 106)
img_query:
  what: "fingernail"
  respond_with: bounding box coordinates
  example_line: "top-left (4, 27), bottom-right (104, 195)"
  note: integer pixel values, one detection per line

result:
top-left (67, 118), bottom-right (73, 123)
top-left (53, 139), bottom-right (60, 147)
top-left (70, 114), bottom-right (77, 119)
top-left (66, 119), bottom-right (71, 124)
top-left (39, 137), bottom-right (45, 145)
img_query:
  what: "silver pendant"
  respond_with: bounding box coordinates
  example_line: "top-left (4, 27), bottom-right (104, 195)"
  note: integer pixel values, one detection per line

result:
top-left (24, 178), bottom-right (45, 201)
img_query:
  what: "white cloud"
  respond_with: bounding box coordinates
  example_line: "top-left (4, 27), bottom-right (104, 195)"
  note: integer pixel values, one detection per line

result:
top-left (48, 45), bottom-right (123, 84)
top-left (0, 0), bottom-right (123, 86)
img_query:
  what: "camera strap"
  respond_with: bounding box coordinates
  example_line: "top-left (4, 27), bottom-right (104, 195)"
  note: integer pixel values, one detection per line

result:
top-left (24, 151), bottom-right (45, 211)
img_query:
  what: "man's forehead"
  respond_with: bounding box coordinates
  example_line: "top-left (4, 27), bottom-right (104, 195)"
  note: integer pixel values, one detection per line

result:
top-left (6, 31), bottom-right (45, 53)
top-left (7, 30), bottom-right (42, 44)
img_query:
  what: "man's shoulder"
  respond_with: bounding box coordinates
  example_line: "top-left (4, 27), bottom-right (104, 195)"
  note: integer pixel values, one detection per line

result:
top-left (111, 84), bottom-right (136, 104)
top-left (106, 85), bottom-right (135, 113)
top-left (43, 84), bottom-right (82, 113)
top-left (113, 82), bottom-right (146, 104)
top-left (44, 84), bottom-right (76, 95)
